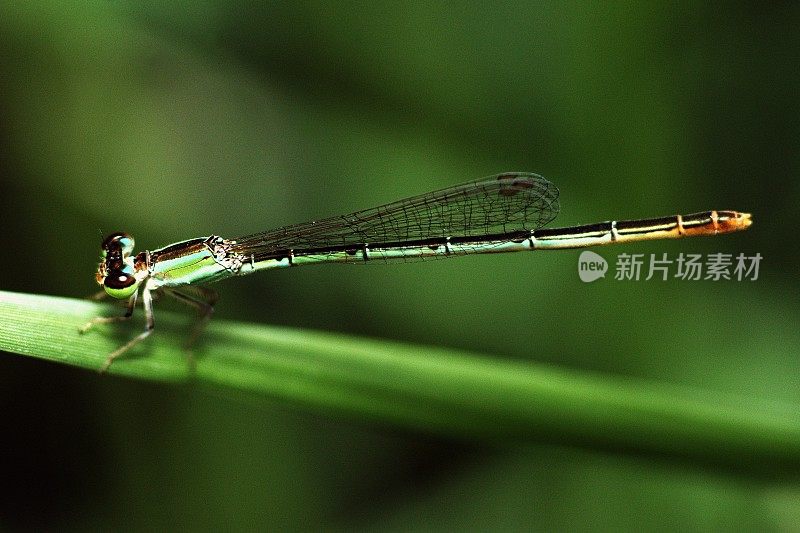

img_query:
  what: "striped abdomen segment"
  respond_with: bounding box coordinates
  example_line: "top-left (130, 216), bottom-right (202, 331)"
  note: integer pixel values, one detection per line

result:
top-left (235, 210), bottom-right (751, 272)
top-left (530, 210), bottom-right (751, 249)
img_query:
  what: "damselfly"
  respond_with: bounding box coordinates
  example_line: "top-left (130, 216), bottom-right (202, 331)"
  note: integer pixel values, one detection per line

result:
top-left (82, 172), bottom-right (752, 371)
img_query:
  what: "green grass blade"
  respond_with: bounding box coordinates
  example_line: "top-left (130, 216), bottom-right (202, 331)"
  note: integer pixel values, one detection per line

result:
top-left (1, 289), bottom-right (798, 469)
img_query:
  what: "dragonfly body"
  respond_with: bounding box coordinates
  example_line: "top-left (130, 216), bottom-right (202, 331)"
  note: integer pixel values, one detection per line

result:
top-left (82, 173), bottom-right (752, 372)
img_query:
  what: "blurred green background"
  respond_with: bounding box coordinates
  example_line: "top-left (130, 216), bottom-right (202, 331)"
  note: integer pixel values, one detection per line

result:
top-left (1, 2), bottom-right (798, 530)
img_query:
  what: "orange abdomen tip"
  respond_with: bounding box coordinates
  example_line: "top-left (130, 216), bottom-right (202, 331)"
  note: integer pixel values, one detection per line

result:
top-left (716, 210), bottom-right (753, 233)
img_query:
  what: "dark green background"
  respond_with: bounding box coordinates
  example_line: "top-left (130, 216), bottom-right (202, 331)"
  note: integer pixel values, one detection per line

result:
top-left (1, 2), bottom-right (797, 530)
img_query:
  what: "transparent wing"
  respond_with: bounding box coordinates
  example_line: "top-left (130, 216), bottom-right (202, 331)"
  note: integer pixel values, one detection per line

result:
top-left (231, 172), bottom-right (560, 257)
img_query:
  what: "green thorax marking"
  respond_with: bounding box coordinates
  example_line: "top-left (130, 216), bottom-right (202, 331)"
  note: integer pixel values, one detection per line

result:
top-left (148, 238), bottom-right (232, 287)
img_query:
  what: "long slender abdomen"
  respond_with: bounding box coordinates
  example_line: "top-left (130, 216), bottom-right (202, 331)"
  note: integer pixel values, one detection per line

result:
top-left (234, 210), bottom-right (751, 272)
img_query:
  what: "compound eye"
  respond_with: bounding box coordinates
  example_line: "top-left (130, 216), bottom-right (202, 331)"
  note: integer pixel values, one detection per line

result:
top-left (102, 232), bottom-right (135, 255)
top-left (118, 236), bottom-right (135, 255)
top-left (103, 271), bottom-right (138, 299)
